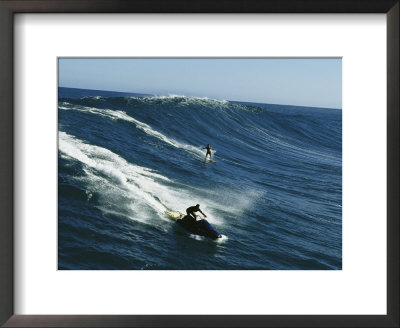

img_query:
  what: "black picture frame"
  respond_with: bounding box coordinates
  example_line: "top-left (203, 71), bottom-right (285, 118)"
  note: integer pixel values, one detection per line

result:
top-left (0, 0), bottom-right (398, 327)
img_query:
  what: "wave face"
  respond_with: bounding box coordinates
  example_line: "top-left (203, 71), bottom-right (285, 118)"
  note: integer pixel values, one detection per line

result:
top-left (58, 87), bottom-right (342, 270)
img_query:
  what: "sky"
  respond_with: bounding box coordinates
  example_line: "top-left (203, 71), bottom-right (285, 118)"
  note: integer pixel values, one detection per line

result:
top-left (59, 58), bottom-right (342, 109)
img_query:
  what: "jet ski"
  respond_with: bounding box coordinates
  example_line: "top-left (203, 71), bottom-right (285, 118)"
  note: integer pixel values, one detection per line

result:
top-left (165, 211), bottom-right (222, 239)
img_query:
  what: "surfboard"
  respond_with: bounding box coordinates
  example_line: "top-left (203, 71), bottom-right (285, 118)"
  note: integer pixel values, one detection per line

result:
top-left (165, 210), bottom-right (184, 221)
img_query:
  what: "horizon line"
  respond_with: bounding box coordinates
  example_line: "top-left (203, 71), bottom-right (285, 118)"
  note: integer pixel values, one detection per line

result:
top-left (58, 85), bottom-right (342, 111)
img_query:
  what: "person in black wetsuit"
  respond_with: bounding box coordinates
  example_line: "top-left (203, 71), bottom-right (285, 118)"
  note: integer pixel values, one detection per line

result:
top-left (203, 144), bottom-right (214, 160)
top-left (186, 204), bottom-right (207, 222)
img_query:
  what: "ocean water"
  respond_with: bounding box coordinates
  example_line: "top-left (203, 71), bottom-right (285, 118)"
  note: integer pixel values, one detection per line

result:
top-left (58, 87), bottom-right (342, 270)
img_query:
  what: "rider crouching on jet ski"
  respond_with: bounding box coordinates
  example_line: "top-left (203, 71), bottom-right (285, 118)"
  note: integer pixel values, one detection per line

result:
top-left (185, 204), bottom-right (207, 223)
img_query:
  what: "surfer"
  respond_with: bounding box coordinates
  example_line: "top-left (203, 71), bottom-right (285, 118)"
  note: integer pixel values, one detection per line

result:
top-left (186, 204), bottom-right (207, 221)
top-left (203, 144), bottom-right (214, 160)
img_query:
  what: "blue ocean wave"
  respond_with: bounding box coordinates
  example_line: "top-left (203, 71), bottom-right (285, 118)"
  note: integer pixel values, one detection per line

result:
top-left (58, 87), bottom-right (342, 270)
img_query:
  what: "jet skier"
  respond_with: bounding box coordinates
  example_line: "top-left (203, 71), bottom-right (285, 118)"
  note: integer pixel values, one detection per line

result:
top-left (185, 204), bottom-right (207, 223)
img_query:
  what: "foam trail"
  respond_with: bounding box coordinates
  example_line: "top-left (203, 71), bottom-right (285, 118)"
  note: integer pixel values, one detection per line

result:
top-left (59, 131), bottom-right (169, 217)
top-left (58, 132), bottom-right (228, 227)
top-left (59, 104), bottom-right (204, 158)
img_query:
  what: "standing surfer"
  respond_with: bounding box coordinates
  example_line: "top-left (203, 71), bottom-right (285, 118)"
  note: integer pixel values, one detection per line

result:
top-left (203, 144), bottom-right (214, 160)
top-left (186, 204), bottom-right (207, 221)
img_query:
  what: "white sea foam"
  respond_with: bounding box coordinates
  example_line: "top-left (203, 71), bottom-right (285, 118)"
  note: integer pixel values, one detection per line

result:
top-left (59, 131), bottom-right (173, 216)
top-left (58, 132), bottom-right (226, 228)
top-left (148, 94), bottom-right (228, 103)
top-left (59, 104), bottom-right (205, 158)
top-left (188, 233), bottom-right (228, 243)
top-left (189, 234), bottom-right (205, 241)
top-left (216, 235), bottom-right (228, 243)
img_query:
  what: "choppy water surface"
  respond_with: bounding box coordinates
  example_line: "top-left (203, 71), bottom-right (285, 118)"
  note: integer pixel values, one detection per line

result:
top-left (58, 87), bottom-right (342, 270)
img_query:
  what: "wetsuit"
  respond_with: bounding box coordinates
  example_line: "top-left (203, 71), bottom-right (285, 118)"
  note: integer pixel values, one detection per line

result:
top-left (186, 206), bottom-right (201, 219)
top-left (205, 145), bottom-right (212, 159)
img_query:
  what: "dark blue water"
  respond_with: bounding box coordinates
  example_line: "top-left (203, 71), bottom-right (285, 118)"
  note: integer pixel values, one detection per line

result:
top-left (58, 87), bottom-right (342, 270)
